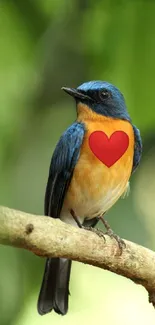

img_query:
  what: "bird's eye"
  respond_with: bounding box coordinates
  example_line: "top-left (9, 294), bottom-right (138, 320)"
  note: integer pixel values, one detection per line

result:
top-left (99, 89), bottom-right (110, 101)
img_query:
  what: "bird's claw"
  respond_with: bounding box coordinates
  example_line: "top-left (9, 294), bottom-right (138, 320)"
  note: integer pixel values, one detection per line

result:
top-left (99, 216), bottom-right (126, 254)
top-left (105, 228), bottom-right (126, 253)
top-left (82, 226), bottom-right (106, 242)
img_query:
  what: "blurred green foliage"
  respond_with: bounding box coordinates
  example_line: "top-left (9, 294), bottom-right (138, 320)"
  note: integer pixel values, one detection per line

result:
top-left (0, 1), bottom-right (155, 324)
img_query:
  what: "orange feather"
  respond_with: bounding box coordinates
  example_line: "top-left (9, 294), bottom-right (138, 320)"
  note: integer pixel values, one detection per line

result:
top-left (62, 103), bottom-right (134, 220)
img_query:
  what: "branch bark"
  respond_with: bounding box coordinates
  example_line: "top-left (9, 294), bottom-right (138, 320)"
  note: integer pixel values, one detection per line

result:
top-left (0, 205), bottom-right (155, 308)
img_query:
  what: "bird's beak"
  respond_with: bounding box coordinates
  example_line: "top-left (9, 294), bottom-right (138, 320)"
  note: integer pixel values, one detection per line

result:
top-left (61, 87), bottom-right (91, 101)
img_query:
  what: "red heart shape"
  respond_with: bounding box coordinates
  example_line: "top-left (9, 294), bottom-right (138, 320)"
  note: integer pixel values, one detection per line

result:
top-left (89, 131), bottom-right (129, 167)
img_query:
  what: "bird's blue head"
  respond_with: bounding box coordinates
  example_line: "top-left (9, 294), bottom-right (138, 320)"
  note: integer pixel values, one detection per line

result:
top-left (62, 80), bottom-right (130, 121)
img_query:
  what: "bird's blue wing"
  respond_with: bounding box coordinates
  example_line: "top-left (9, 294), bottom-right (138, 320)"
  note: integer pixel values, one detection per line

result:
top-left (45, 122), bottom-right (85, 218)
top-left (132, 124), bottom-right (142, 174)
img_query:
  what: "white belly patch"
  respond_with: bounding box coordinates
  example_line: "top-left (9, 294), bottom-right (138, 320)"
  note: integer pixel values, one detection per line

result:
top-left (60, 178), bottom-right (129, 226)
top-left (82, 181), bottom-right (127, 219)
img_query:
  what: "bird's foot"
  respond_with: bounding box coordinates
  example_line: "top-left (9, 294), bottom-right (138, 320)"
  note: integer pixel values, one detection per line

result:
top-left (70, 209), bottom-right (105, 240)
top-left (105, 228), bottom-right (125, 252)
top-left (70, 209), bottom-right (125, 252)
top-left (83, 226), bottom-right (106, 241)
top-left (99, 216), bottom-right (126, 254)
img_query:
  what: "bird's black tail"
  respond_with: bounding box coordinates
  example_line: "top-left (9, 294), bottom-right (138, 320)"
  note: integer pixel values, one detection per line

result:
top-left (37, 257), bottom-right (72, 315)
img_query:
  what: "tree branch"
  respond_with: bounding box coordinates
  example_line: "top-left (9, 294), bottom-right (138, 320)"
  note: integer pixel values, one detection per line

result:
top-left (0, 205), bottom-right (155, 308)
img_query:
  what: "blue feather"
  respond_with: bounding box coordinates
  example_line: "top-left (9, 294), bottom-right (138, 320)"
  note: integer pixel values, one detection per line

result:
top-left (45, 122), bottom-right (85, 218)
top-left (77, 80), bottom-right (130, 121)
top-left (132, 125), bottom-right (142, 173)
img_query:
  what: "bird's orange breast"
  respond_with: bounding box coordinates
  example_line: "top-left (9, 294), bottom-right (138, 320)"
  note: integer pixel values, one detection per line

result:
top-left (62, 104), bottom-right (134, 221)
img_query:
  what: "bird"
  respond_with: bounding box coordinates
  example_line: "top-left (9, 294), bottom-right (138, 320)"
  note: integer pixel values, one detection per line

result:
top-left (37, 80), bottom-right (142, 316)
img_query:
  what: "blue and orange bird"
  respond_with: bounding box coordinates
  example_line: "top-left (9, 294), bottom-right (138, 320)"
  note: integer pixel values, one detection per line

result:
top-left (37, 81), bottom-right (142, 316)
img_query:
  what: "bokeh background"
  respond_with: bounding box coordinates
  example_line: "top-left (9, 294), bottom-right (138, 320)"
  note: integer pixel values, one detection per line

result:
top-left (0, 0), bottom-right (155, 324)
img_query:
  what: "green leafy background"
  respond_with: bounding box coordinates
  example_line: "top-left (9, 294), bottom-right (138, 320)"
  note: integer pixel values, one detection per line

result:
top-left (0, 1), bottom-right (155, 324)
